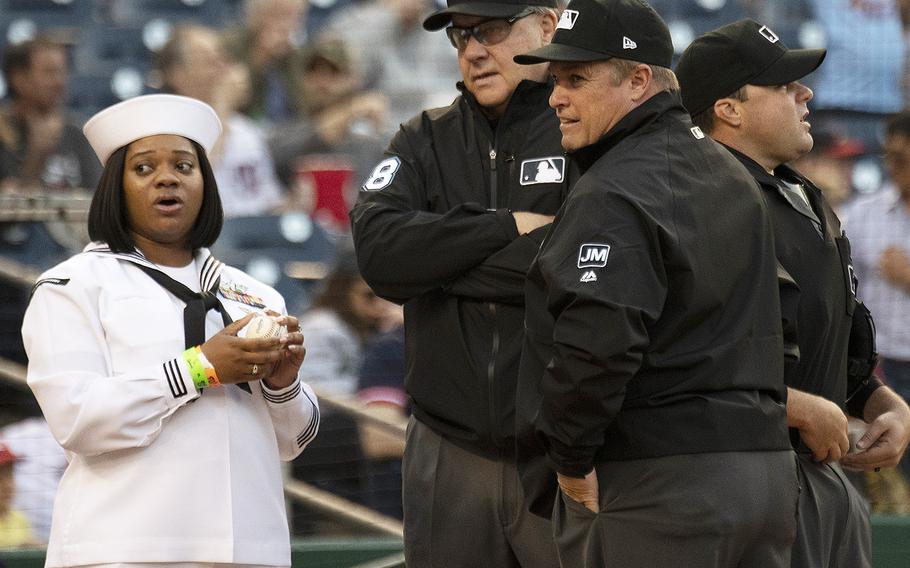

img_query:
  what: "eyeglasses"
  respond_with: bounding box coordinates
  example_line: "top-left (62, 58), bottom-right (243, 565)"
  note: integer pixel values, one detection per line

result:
top-left (445, 8), bottom-right (536, 51)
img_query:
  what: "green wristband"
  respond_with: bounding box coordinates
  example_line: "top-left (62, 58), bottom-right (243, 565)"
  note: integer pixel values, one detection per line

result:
top-left (181, 347), bottom-right (209, 390)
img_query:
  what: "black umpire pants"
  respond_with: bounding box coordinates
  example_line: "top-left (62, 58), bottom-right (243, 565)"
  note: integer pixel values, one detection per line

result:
top-left (553, 451), bottom-right (799, 568)
top-left (402, 417), bottom-right (559, 568)
top-left (791, 453), bottom-right (871, 568)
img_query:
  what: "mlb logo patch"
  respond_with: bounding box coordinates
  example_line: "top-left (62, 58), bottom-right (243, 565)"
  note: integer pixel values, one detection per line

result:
top-left (577, 243), bottom-right (610, 268)
top-left (557, 10), bottom-right (579, 30)
top-left (520, 157), bottom-right (565, 185)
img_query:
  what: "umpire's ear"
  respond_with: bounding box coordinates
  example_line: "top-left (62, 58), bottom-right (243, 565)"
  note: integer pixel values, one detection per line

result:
top-left (539, 9), bottom-right (558, 44)
top-left (713, 94), bottom-right (746, 129)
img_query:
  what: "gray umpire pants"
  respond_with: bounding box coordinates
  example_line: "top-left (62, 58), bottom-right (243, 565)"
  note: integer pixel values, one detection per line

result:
top-left (402, 417), bottom-right (559, 568)
top-left (791, 453), bottom-right (871, 568)
top-left (553, 451), bottom-right (799, 568)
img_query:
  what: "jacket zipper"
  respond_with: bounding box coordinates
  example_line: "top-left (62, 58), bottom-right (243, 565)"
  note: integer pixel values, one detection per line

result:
top-left (488, 302), bottom-right (501, 447)
top-left (489, 144), bottom-right (498, 209)
top-left (487, 134), bottom-right (501, 446)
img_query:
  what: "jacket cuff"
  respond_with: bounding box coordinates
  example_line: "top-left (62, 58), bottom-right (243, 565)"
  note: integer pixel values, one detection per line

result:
top-left (545, 437), bottom-right (598, 478)
top-left (846, 375), bottom-right (885, 418)
top-left (494, 208), bottom-right (520, 240)
top-left (262, 377), bottom-right (303, 404)
top-left (162, 357), bottom-right (201, 403)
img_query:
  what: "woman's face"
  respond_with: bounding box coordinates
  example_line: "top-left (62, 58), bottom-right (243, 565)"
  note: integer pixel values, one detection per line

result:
top-left (122, 134), bottom-right (204, 254)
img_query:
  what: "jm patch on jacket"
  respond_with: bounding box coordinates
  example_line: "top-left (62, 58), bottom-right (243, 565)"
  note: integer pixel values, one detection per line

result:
top-left (520, 157), bottom-right (565, 185)
top-left (577, 243), bottom-right (610, 268)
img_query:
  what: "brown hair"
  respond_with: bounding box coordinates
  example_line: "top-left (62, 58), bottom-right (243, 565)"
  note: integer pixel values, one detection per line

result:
top-left (607, 58), bottom-right (679, 91)
top-left (311, 253), bottom-right (377, 341)
top-left (1, 37), bottom-right (66, 100)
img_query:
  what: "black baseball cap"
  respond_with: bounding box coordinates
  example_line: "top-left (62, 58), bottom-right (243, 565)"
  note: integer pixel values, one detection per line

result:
top-left (423, 0), bottom-right (558, 31)
top-left (676, 19), bottom-right (827, 117)
top-left (513, 0), bottom-right (672, 67)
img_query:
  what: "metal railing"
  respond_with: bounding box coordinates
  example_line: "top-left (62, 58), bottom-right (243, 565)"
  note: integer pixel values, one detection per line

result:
top-left (0, 256), bottom-right (42, 288)
top-left (0, 357), bottom-right (28, 387)
top-left (0, 193), bottom-right (91, 223)
top-left (349, 552), bottom-right (407, 568)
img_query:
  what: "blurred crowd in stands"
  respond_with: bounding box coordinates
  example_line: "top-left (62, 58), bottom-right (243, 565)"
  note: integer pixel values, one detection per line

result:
top-left (3, 0), bottom-right (910, 545)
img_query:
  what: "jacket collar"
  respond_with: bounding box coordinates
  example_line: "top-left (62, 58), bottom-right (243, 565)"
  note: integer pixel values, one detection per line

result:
top-left (83, 242), bottom-right (225, 292)
top-left (721, 145), bottom-right (808, 189)
top-left (570, 90), bottom-right (683, 173)
top-left (722, 145), bottom-right (828, 233)
top-left (458, 78), bottom-right (554, 121)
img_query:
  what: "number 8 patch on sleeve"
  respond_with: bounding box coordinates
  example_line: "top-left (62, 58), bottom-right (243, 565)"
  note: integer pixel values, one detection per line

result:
top-left (362, 157), bottom-right (402, 191)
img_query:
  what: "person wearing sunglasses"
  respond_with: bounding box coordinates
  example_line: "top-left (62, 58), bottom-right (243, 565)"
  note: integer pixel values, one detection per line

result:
top-left (349, 0), bottom-right (570, 566)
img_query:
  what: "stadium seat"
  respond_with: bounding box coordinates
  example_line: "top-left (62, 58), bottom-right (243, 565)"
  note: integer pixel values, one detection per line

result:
top-left (103, 0), bottom-right (237, 28)
top-left (0, 0), bottom-right (96, 28)
top-left (67, 72), bottom-right (126, 119)
top-left (652, 0), bottom-right (749, 53)
top-left (73, 26), bottom-right (152, 73)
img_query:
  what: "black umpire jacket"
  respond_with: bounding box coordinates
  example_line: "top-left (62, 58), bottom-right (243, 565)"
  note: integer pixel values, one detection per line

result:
top-left (517, 91), bottom-right (792, 517)
top-left (350, 80), bottom-right (571, 457)
top-left (727, 148), bottom-right (883, 432)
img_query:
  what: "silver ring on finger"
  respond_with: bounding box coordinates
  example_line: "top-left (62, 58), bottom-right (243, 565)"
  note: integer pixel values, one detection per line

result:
top-left (251, 363), bottom-right (259, 375)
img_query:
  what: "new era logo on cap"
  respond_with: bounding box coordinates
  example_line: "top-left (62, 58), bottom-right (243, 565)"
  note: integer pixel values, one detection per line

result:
top-left (557, 9), bottom-right (579, 30)
top-left (623, 36), bottom-right (637, 49)
top-left (759, 25), bottom-right (778, 43)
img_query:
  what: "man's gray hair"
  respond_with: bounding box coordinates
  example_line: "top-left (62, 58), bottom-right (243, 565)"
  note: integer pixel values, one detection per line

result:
top-left (528, 5), bottom-right (562, 18)
top-left (607, 57), bottom-right (679, 92)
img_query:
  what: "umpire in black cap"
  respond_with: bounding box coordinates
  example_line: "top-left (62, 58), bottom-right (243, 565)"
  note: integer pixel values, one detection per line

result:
top-left (423, 0), bottom-right (558, 30)
top-left (513, 1), bottom-right (799, 566)
top-left (677, 19), bottom-right (910, 568)
top-left (350, 0), bottom-right (572, 565)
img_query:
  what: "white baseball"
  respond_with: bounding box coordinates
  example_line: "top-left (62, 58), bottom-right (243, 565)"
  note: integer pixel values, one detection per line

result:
top-left (847, 417), bottom-right (868, 455)
top-left (242, 314), bottom-right (287, 339)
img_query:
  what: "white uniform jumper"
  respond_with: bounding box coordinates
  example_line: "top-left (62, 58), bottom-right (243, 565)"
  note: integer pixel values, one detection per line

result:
top-left (22, 243), bottom-right (319, 567)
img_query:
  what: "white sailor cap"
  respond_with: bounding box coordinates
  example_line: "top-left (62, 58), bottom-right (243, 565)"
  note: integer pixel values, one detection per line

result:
top-left (83, 94), bottom-right (222, 166)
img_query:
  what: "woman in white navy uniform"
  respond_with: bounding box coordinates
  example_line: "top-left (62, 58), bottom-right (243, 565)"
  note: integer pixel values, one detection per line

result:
top-left (21, 94), bottom-right (319, 568)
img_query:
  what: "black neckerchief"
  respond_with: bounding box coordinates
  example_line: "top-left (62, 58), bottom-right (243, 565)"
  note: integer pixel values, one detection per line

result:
top-left (133, 264), bottom-right (252, 394)
top-left (85, 244), bottom-right (252, 394)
